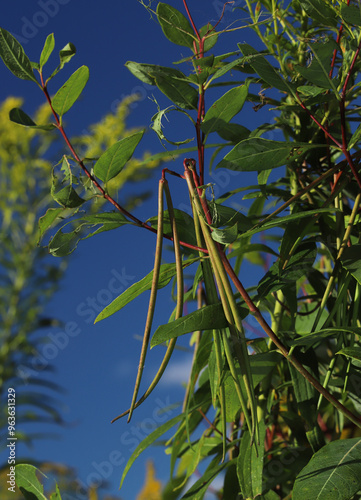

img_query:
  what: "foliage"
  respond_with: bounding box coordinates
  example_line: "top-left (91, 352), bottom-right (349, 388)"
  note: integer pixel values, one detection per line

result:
top-left (0, 95), bottom-right (161, 498)
top-left (3, 0), bottom-right (361, 498)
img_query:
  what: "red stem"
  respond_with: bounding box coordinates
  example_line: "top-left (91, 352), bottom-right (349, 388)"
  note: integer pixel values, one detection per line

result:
top-left (40, 76), bottom-right (207, 254)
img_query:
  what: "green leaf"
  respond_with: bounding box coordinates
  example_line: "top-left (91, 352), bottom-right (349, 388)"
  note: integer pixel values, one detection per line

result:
top-left (297, 85), bottom-right (327, 97)
top-left (48, 213), bottom-right (131, 257)
top-left (120, 413), bottom-right (184, 489)
top-left (150, 106), bottom-right (193, 145)
top-left (52, 65), bottom-right (89, 117)
top-left (51, 184), bottom-right (85, 208)
top-left (94, 131), bottom-right (144, 183)
top-left (341, 244), bottom-right (361, 285)
top-left (0, 28), bottom-right (37, 82)
top-left (147, 209), bottom-right (197, 247)
top-left (199, 24), bottom-right (218, 53)
top-left (201, 84), bottom-right (249, 136)
top-left (258, 241), bottom-right (317, 297)
top-left (209, 202), bottom-right (253, 232)
top-left (216, 138), bottom-right (327, 171)
top-left (95, 258), bottom-right (200, 323)
top-left (238, 43), bottom-right (295, 94)
top-left (240, 208), bottom-right (337, 239)
top-left (151, 304), bottom-right (248, 347)
top-left (40, 33), bottom-right (55, 68)
top-left (181, 458), bottom-right (234, 498)
top-left (211, 223), bottom-right (238, 244)
top-left (58, 42), bottom-right (76, 68)
top-left (337, 347), bottom-right (361, 362)
top-left (9, 108), bottom-right (56, 130)
top-left (215, 123), bottom-right (250, 143)
top-left (237, 422), bottom-right (266, 499)
top-left (290, 327), bottom-right (361, 347)
top-left (293, 438), bottom-right (361, 500)
top-left (50, 484), bottom-right (62, 500)
top-left (38, 208), bottom-right (64, 242)
top-left (157, 2), bottom-right (194, 48)
top-left (15, 464), bottom-right (47, 500)
top-left (295, 40), bottom-right (339, 91)
top-left (125, 61), bottom-right (186, 86)
top-left (341, 3), bottom-right (361, 26)
top-left (299, 0), bottom-right (338, 27)
top-left (155, 75), bottom-right (198, 109)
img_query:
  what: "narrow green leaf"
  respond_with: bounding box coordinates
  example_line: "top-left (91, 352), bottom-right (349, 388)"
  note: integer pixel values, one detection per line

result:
top-left (95, 258), bottom-right (200, 323)
top-left (48, 212), bottom-right (131, 257)
top-left (341, 244), bottom-right (361, 285)
top-left (15, 464), bottom-right (48, 500)
top-left (0, 28), bottom-right (37, 82)
top-left (237, 422), bottom-right (266, 499)
top-left (290, 327), bottom-right (361, 347)
top-left (156, 75), bottom-right (198, 109)
top-left (293, 438), bottom-right (361, 500)
top-left (38, 207), bottom-right (65, 242)
top-left (238, 43), bottom-right (295, 94)
top-left (120, 413), bottom-right (184, 489)
top-left (296, 40), bottom-right (339, 91)
top-left (9, 108), bottom-right (56, 130)
top-left (202, 84), bottom-right (249, 136)
top-left (299, 0), bottom-right (338, 27)
top-left (337, 347), bottom-right (361, 362)
top-left (241, 208), bottom-right (337, 239)
top-left (258, 241), bottom-right (317, 297)
top-left (125, 61), bottom-right (185, 86)
top-left (157, 2), bottom-right (194, 48)
top-left (40, 33), bottom-right (55, 68)
top-left (93, 131), bottom-right (144, 183)
top-left (181, 458), bottom-right (234, 498)
top-left (151, 304), bottom-right (248, 347)
top-left (52, 65), bottom-right (89, 117)
top-left (216, 138), bottom-right (327, 172)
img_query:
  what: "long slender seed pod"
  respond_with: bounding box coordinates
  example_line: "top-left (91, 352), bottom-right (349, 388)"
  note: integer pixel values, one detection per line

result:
top-left (127, 180), bottom-right (165, 423)
top-left (111, 180), bottom-right (184, 424)
top-left (185, 166), bottom-right (258, 442)
top-left (184, 183), bottom-right (228, 458)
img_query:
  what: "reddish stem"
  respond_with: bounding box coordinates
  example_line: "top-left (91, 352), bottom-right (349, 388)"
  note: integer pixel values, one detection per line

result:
top-left (40, 76), bottom-right (207, 254)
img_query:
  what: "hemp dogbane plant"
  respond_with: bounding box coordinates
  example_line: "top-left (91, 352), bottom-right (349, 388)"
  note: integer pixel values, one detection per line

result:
top-left (4, 0), bottom-right (361, 498)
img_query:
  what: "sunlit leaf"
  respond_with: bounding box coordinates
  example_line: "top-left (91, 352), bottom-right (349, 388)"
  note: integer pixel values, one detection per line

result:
top-left (151, 304), bottom-right (248, 347)
top-left (52, 65), bottom-right (89, 117)
top-left (293, 438), bottom-right (361, 499)
top-left (15, 464), bottom-right (48, 500)
top-left (40, 33), bottom-right (55, 69)
top-left (95, 258), bottom-right (200, 323)
top-left (157, 2), bottom-right (194, 48)
top-left (202, 84), bottom-right (249, 136)
top-left (94, 131), bottom-right (144, 183)
top-left (120, 414), bottom-right (184, 489)
top-left (0, 28), bottom-right (37, 82)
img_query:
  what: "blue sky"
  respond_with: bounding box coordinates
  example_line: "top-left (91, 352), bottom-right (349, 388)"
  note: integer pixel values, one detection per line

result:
top-left (0, 1), bottom-right (272, 498)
